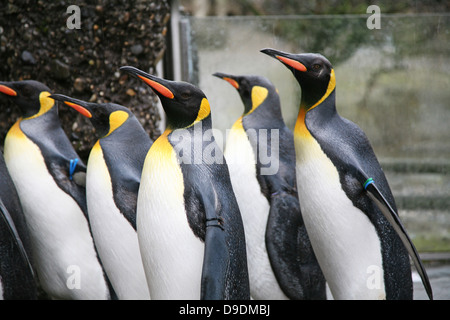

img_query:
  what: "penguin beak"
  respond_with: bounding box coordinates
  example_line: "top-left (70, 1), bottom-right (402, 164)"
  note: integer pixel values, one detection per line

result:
top-left (213, 72), bottom-right (240, 89)
top-left (0, 82), bottom-right (18, 97)
top-left (260, 48), bottom-right (307, 72)
top-left (120, 66), bottom-right (175, 99)
top-left (49, 94), bottom-right (93, 118)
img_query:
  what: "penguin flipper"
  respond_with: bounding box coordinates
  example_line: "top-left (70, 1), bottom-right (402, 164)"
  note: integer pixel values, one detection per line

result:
top-left (364, 180), bottom-right (433, 300)
top-left (0, 198), bottom-right (35, 279)
top-left (265, 192), bottom-right (326, 300)
top-left (199, 190), bottom-right (229, 300)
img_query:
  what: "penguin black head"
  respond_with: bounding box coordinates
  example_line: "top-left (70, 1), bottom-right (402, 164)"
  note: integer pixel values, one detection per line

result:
top-left (213, 72), bottom-right (277, 116)
top-left (260, 48), bottom-right (335, 109)
top-left (50, 94), bottom-right (133, 138)
top-left (120, 66), bottom-right (210, 129)
top-left (0, 80), bottom-right (54, 118)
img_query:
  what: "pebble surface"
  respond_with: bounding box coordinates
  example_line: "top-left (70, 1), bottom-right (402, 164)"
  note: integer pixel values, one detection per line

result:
top-left (0, 0), bottom-right (171, 161)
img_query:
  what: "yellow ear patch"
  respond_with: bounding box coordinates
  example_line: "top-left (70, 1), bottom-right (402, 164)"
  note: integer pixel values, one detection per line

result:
top-left (26, 91), bottom-right (54, 119)
top-left (295, 69), bottom-right (336, 139)
top-left (309, 69), bottom-right (336, 111)
top-left (246, 86), bottom-right (268, 115)
top-left (106, 110), bottom-right (129, 137)
top-left (39, 91), bottom-right (54, 114)
top-left (194, 98), bottom-right (211, 124)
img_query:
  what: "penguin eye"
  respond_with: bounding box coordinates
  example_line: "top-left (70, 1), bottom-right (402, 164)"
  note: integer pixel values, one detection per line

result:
top-left (20, 85), bottom-right (34, 98)
top-left (312, 64), bottom-right (322, 71)
top-left (180, 91), bottom-right (191, 100)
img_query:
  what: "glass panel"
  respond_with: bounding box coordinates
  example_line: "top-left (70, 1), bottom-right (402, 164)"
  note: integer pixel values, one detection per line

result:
top-left (182, 13), bottom-right (450, 253)
top-left (184, 14), bottom-right (449, 160)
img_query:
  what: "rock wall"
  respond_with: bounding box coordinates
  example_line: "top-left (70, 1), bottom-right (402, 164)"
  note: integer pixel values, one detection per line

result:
top-left (0, 0), bottom-right (170, 161)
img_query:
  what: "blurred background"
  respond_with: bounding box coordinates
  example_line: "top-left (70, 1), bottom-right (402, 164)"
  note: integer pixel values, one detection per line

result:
top-left (1, 0), bottom-right (449, 299)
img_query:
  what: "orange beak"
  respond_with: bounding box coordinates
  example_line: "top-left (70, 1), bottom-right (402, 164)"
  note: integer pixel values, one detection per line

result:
top-left (64, 101), bottom-right (93, 118)
top-left (275, 55), bottom-right (307, 72)
top-left (0, 84), bottom-right (18, 96)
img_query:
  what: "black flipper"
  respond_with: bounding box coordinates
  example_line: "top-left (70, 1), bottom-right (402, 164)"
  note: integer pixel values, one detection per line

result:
top-left (364, 178), bottom-right (433, 300)
top-left (265, 192), bottom-right (326, 300)
top-left (199, 189), bottom-right (229, 300)
top-left (0, 198), bottom-right (35, 279)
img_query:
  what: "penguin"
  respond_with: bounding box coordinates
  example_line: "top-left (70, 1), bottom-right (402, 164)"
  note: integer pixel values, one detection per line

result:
top-left (213, 72), bottom-right (326, 300)
top-left (0, 80), bottom-right (112, 300)
top-left (120, 66), bottom-right (250, 300)
top-left (0, 151), bottom-right (37, 299)
top-left (49, 93), bottom-right (152, 300)
top-left (260, 48), bottom-right (433, 300)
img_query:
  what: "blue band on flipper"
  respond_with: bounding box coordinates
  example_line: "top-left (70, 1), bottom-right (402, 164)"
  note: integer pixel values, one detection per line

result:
top-left (69, 158), bottom-right (79, 181)
top-left (363, 178), bottom-right (374, 190)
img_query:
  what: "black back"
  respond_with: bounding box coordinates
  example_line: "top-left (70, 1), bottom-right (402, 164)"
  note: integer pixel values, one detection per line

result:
top-left (98, 112), bottom-right (152, 229)
top-left (167, 115), bottom-right (250, 299)
top-left (0, 152), bottom-right (37, 299)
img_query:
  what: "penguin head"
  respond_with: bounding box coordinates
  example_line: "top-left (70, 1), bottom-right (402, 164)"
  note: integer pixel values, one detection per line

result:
top-left (260, 48), bottom-right (335, 109)
top-left (50, 94), bottom-right (132, 138)
top-left (120, 66), bottom-right (210, 129)
top-left (0, 80), bottom-right (54, 118)
top-left (213, 73), bottom-right (277, 115)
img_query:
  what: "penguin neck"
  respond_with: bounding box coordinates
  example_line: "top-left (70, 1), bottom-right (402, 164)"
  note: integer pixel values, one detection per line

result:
top-left (295, 89), bottom-right (336, 139)
top-left (243, 85), bottom-right (269, 116)
top-left (243, 94), bottom-right (283, 130)
top-left (20, 102), bottom-right (59, 131)
top-left (295, 70), bottom-right (336, 139)
top-left (24, 91), bottom-right (56, 120)
top-left (103, 110), bottom-right (129, 138)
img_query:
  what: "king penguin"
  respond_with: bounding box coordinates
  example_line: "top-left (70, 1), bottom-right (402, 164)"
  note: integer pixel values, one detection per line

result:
top-left (213, 72), bottom-right (326, 300)
top-left (0, 80), bottom-right (112, 300)
top-left (120, 66), bottom-right (250, 300)
top-left (260, 48), bottom-right (433, 300)
top-left (49, 93), bottom-right (152, 300)
top-left (0, 151), bottom-right (37, 299)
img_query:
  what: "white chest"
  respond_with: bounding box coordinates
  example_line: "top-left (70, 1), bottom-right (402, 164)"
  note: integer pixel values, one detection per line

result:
top-left (4, 125), bottom-right (108, 300)
top-left (294, 134), bottom-right (385, 300)
top-left (225, 125), bottom-right (287, 300)
top-left (137, 141), bottom-right (204, 299)
top-left (86, 143), bottom-right (150, 299)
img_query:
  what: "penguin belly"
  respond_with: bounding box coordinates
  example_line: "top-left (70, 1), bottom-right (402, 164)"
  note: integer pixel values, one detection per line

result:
top-left (4, 123), bottom-right (109, 300)
top-left (294, 134), bottom-right (385, 300)
top-left (86, 142), bottom-right (150, 300)
top-left (225, 124), bottom-right (288, 300)
top-left (137, 142), bottom-right (204, 300)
